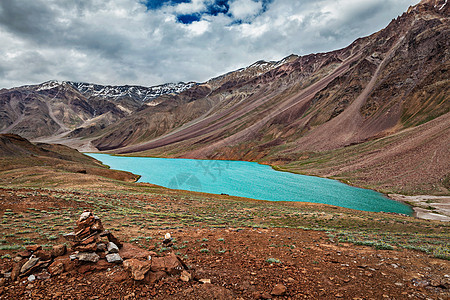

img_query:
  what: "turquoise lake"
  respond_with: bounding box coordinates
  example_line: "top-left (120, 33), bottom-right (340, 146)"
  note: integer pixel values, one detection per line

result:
top-left (87, 153), bottom-right (413, 215)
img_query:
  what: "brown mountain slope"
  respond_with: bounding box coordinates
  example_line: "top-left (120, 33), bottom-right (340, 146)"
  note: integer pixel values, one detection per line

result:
top-left (0, 82), bottom-right (128, 140)
top-left (0, 81), bottom-right (194, 141)
top-left (0, 134), bottom-right (139, 185)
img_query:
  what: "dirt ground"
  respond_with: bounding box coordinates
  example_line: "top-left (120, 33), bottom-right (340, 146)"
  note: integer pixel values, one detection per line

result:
top-left (0, 188), bottom-right (448, 299)
top-left (0, 227), bottom-right (449, 299)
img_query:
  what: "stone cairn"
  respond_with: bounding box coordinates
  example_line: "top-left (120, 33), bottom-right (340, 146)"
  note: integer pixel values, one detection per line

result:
top-left (1, 211), bottom-right (189, 285)
top-left (64, 210), bottom-right (123, 264)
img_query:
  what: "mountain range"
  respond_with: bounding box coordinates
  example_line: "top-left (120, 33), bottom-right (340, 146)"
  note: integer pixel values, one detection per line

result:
top-left (0, 0), bottom-right (448, 195)
top-left (0, 80), bottom-right (194, 140)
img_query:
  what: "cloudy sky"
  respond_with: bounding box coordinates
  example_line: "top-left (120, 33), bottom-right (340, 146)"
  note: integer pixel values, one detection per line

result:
top-left (0, 0), bottom-right (420, 89)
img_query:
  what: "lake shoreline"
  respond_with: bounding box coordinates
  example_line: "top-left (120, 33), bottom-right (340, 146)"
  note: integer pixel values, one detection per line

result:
top-left (86, 153), bottom-right (413, 216)
top-left (388, 194), bottom-right (450, 222)
top-left (269, 164), bottom-right (450, 222)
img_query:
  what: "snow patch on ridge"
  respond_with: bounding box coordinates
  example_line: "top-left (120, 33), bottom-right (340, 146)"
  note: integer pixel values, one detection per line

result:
top-left (32, 80), bottom-right (196, 102)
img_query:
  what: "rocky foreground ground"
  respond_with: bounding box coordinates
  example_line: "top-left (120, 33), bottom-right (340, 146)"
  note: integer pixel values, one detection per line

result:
top-left (0, 226), bottom-right (449, 299)
top-left (0, 188), bottom-right (449, 299)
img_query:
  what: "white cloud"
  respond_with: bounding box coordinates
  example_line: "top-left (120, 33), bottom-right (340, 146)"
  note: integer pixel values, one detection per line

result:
top-left (185, 20), bottom-right (210, 36)
top-left (229, 0), bottom-right (263, 20)
top-left (0, 0), bottom-right (421, 89)
top-left (174, 0), bottom-right (207, 14)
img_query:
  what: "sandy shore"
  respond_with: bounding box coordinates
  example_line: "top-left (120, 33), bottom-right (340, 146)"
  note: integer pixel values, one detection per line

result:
top-left (389, 194), bottom-right (450, 222)
top-left (32, 136), bottom-right (98, 152)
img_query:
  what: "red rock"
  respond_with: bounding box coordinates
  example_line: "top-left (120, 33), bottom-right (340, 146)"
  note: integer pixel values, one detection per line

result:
top-left (48, 261), bottom-right (64, 276)
top-left (80, 234), bottom-right (98, 245)
top-left (261, 292), bottom-right (272, 299)
top-left (17, 250), bottom-right (32, 258)
top-left (77, 215), bottom-right (95, 230)
top-left (144, 270), bottom-right (166, 284)
top-left (91, 218), bottom-right (104, 232)
top-left (123, 259), bottom-right (152, 281)
top-left (34, 250), bottom-right (52, 261)
top-left (73, 243), bottom-right (97, 252)
top-left (113, 271), bottom-right (129, 283)
top-left (119, 243), bottom-right (156, 260)
top-left (76, 252), bottom-right (99, 263)
top-left (78, 260), bottom-right (110, 274)
top-left (51, 244), bottom-right (66, 257)
top-left (25, 245), bottom-right (42, 252)
top-left (75, 227), bottom-right (91, 239)
top-left (271, 284), bottom-right (286, 296)
top-left (24, 260), bottom-right (51, 277)
top-left (150, 253), bottom-right (184, 275)
top-left (36, 271), bottom-right (51, 280)
top-left (56, 257), bottom-right (76, 273)
top-left (11, 259), bottom-right (25, 281)
top-left (106, 231), bottom-right (122, 248)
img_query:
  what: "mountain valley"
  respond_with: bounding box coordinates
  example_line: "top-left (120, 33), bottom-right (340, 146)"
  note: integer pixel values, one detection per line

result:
top-left (0, 1), bottom-right (449, 299)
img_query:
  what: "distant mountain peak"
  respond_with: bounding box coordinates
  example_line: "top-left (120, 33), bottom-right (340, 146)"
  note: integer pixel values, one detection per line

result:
top-left (69, 81), bottom-right (196, 102)
top-left (28, 80), bottom-right (197, 102)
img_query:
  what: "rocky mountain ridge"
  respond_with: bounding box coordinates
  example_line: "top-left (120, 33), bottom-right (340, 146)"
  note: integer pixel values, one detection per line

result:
top-left (27, 80), bottom-right (195, 104)
top-left (0, 80), bottom-right (195, 140)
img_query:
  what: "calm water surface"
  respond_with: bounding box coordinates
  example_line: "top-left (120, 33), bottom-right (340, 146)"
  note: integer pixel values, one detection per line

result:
top-left (87, 154), bottom-right (412, 215)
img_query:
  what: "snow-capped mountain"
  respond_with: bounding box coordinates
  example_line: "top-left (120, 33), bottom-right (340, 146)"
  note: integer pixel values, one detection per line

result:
top-left (68, 81), bottom-right (196, 103)
top-left (33, 80), bottom-right (196, 103)
top-left (0, 79), bottom-right (197, 140)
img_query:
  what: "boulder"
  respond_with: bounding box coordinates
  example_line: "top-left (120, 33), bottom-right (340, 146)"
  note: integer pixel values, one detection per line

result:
top-left (123, 259), bottom-right (152, 281)
top-left (48, 261), bottom-right (64, 276)
top-left (17, 250), bottom-right (32, 258)
top-left (34, 250), bottom-right (52, 261)
top-left (74, 227), bottom-right (91, 240)
top-left (106, 253), bottom-right (123, 263)
top-left (151, 252), bottom-right (184, 275)
top-left (145, 270), bottom-right (166, 284)
top-left (101, 230), bottom-right (123, 248)
top-left (271, 284), bottom-right (286, 296)
top-left (78, 211), bottom-right (92, 222)
top-left (91, 217), bottom-right (104, 231)
top-left (97, 243), bottom-right (107, 252)
top-left (51, 244), bottom-right (66, 257)
top-left (25, 245), bottom-right (42, 252)
top-left (78, 260), bottom-right (110, 273)
top-left (80, 234), bottom-right (98, 246)
top-left (77, 215), bottom-right (95, 230)
top-left (20, 257), bottom-right (40, 274)
top-left (73, 243), bottom-right (97, 252)
top-left (180, 270), bottom-right (192, 282)
top-left (119, 243), bottom-right (156, 260)
top-left (76, 252), bottom-right (100, 263)
top-left (11, 259), bottom-right (25, 281)
top-left (107, 242), bottom-right (119, 253)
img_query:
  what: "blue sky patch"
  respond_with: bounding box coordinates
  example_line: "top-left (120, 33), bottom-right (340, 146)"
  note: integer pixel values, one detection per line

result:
top-left (143, 1), bottom-right (274, 24)
top-left (177, 13), bottom-right (202, 24)
top-left (143, 0), bottom-right (190, 10)
top-left (206, 0), bottom-right (230, 16)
